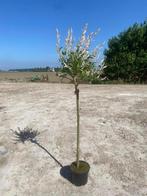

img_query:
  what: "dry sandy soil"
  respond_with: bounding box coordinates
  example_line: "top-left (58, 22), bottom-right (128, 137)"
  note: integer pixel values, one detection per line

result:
top-left (0, 83), bottom-right (147, 196)
top-left (0, 71), bottom-right (68, 83)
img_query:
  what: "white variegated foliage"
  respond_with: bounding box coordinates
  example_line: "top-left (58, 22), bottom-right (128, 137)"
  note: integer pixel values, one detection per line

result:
top-left (56, 24), bottom-right (105, 84)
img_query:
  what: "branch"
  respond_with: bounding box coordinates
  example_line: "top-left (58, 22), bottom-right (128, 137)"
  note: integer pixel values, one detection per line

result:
top-left (57, 72), bottom-right (74, 82)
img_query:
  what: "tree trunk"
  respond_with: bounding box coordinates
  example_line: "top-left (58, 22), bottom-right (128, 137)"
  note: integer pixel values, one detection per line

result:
top-left (75, 84), bottom-right (80, 168)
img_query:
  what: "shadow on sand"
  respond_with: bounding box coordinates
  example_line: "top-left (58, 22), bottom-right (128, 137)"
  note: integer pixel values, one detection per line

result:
top-left (11, 127), bottom-right (72, 184)
top-left (60, 165), bottom-right (72, 183)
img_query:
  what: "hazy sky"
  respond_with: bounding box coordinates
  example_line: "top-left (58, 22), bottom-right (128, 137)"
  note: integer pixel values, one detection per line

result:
top-left (0, 0), bottom-right (146, 70)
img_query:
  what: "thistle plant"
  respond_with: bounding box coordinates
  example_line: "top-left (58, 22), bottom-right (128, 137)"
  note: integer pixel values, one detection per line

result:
top-left (56, 24), bottom-right (104, 168)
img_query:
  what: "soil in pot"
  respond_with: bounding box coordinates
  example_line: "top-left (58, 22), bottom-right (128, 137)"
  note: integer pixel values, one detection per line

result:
top-left (70, 160), bottom-right (90, 186)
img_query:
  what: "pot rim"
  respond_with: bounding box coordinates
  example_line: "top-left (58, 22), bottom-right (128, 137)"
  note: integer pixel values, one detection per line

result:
top-left (70, 160), bottom-right (90, 174)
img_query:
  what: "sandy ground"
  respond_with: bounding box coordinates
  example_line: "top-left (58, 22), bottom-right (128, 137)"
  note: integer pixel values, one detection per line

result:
top-left (0, 83), bottom-right (147, 196)
top-left (0, 72), bottom-right (68, 83)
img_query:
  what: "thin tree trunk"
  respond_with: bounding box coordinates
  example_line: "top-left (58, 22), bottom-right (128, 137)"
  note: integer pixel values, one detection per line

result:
top-left (75, 84), bottom-right (80, 168)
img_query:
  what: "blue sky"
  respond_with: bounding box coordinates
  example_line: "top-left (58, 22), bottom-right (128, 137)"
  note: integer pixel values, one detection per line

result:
top-left (0, 0), bottom-right (146, 70)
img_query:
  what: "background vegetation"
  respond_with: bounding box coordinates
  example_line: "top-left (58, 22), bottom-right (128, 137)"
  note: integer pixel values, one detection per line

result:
top-left (102, 21), bottom-right (147, 83)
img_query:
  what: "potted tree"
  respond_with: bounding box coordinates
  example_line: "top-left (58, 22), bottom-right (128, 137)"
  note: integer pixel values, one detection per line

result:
top-left (56, 24), bottom-right (104, 186)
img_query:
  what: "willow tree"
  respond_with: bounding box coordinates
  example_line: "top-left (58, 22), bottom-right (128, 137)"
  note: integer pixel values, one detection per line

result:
top-left (56, 24), bottom-right (104, 185)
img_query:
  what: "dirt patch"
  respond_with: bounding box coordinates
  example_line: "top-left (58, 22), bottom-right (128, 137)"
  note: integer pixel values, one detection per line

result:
top-left (0, 83), bottom-right (147, 196)
top-left (0, 106), bottom-right (6, 111)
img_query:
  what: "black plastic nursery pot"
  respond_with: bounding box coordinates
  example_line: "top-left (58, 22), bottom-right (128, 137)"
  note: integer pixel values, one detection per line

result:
top-left (70, 160), bottom-right (90, 186)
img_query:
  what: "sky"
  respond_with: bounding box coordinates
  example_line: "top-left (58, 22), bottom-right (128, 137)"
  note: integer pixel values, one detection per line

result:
top-left (0, 0), bottom-right (146, 70)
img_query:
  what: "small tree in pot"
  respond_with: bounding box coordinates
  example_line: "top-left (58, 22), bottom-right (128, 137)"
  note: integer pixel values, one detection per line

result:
top-left (56, 24), bottom-right (104, 186)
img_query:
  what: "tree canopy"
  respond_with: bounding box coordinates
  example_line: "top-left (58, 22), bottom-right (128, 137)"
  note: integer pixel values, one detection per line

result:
top-left (102, 21), bottom-right (147, 83)
top-left (56, 25), bottom-right (104, 85)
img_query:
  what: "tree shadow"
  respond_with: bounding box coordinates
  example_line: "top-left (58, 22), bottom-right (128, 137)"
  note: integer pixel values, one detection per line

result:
top-left (11, 127), bottom-right (73, 184)
top-left (11, 127), bottom-right (63, 167)
top-left (60, 165), bottom-right (72, 184)
top-left (32, 140), bottom-right (63, 168)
